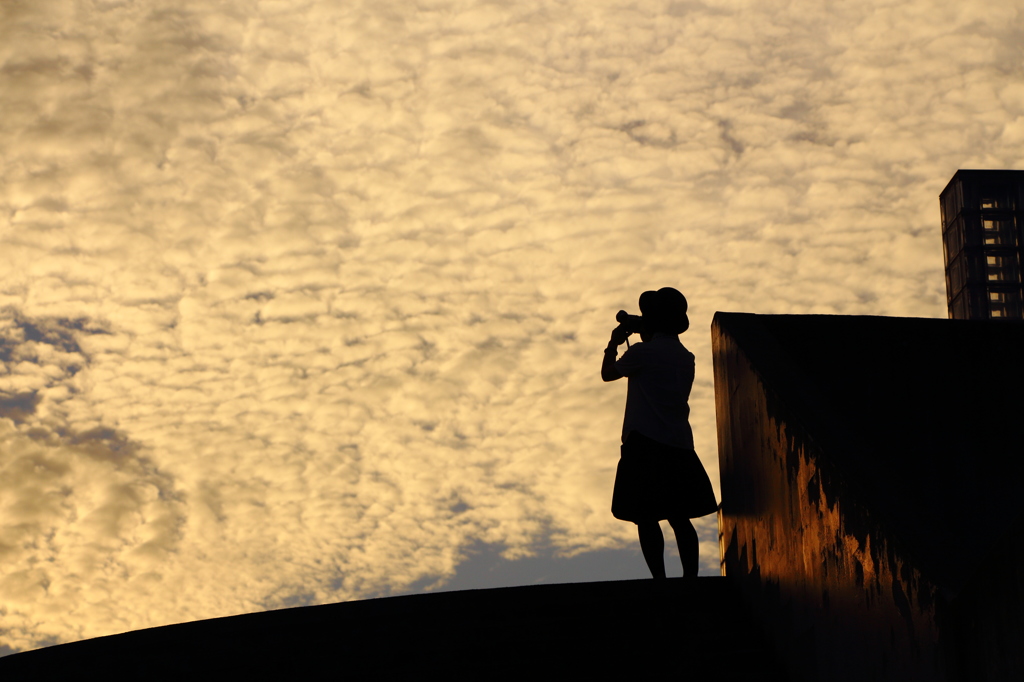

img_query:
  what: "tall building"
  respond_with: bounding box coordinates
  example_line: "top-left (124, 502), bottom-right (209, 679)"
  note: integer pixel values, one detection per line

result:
top-left (941, 169), bottom-right (1024, 319)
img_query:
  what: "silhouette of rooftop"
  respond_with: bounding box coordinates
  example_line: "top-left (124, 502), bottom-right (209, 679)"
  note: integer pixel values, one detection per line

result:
top-left (0, 578), bottom-right (783, 680)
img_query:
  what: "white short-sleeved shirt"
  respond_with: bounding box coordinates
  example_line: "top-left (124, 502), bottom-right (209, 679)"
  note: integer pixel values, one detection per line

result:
top-left (614, 333), bottom-right (695, 450)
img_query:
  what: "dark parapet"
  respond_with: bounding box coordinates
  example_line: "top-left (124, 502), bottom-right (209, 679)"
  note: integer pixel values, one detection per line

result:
top-left (948, 508), bottom-right (1024, 680)
top-left (714, 312), bottom-right (1024, 681)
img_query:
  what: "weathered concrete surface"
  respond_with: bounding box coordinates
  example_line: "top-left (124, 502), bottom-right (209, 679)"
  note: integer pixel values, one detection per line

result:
top-left (948, 509), bottom-right (1024, 680)
top-left (0, 577), bottom-right (784, 680)
top-left (714, 313), bottom-right (1024, 681)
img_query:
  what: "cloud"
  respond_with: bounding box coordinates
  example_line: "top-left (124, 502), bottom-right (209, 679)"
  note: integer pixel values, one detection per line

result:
top-left (0, 418), bottom-right (186, 648)
top-left (1, 0), bottom-right (1023, 652)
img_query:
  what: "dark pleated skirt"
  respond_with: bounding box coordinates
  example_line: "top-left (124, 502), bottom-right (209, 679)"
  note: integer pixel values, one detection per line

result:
top-left (611, 430), bottom-right (718, 523)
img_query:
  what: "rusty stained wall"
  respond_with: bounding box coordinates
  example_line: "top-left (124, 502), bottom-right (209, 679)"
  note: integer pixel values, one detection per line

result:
top-left (714, 322), bottom-right (947, 681)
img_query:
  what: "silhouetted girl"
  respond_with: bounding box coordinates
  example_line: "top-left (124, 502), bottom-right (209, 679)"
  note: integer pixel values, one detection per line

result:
top-left (601, 288), bottom-right (718, 579)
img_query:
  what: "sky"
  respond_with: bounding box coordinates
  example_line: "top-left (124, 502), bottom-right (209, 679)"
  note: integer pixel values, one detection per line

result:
top-left (1, 0), bottom-right (1023, 654)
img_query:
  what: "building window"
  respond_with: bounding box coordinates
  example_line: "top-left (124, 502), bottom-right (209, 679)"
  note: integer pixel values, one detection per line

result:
top-left (980, 192), bottom-right (1012, 210)
top-left (949, 252), bottom-right (967, 294)
top-left (944, 223), bottom-right (965, 258)
top-left (988, 290), bottom-right (1022, 318)
top-left (952, 292), bottom-right (968, 319)
top-left (985, 254), bottom-right (1019, 282)
top-left (942, 185), bottom-right (962, 227)
top-left (982, 219), bottom-right (1016, 246)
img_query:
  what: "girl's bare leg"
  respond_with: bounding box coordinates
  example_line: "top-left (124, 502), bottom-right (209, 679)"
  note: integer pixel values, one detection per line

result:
top-left (668, 517), bottom-right (698, 578)
top-left (638, 522), bottom-right (666, 579)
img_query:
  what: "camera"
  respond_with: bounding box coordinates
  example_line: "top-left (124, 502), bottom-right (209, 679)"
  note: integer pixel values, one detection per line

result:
top-left (616, 310), bottom-right (645, 335)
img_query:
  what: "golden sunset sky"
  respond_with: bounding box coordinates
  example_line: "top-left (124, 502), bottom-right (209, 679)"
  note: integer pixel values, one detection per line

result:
top-left (2, 0), bottom-right (1022, 653)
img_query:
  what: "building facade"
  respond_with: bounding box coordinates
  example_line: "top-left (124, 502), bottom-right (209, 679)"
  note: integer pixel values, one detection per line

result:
top-left (941, 169), bottom-right (1024, 319)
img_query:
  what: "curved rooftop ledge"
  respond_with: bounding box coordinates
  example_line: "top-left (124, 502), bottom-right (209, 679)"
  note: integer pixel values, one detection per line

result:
top-left (0, 577), bottom-right (782, 680)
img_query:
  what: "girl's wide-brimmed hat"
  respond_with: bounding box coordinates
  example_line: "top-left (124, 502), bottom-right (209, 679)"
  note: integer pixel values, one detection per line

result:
top-left (638, 287), bottom-right (689, 334)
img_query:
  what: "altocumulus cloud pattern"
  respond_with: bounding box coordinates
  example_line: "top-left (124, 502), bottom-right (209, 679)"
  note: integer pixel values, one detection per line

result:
top-left (1, 0), bottom-right (1023, 653)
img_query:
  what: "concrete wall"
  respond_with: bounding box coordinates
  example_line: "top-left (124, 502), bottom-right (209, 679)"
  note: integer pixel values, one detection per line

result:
top-left (947, 509), bottom-right (1024, 680)
top-left (714, 315), bottom-right (948, 680)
